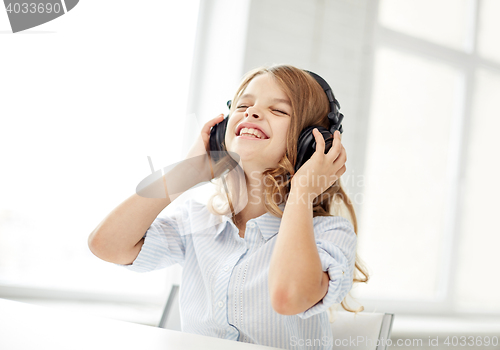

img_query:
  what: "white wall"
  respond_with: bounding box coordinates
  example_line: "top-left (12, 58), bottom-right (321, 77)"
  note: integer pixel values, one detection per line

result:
top-left (246, 0), bottom-right (374, 223)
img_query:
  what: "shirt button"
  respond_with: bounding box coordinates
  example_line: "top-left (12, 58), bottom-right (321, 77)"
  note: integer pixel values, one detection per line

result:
top-left (218, 301), bottom-right (224, 308)
top-left (223, 265), bottom-right (229, 271)
top-left (248, 222), bottom-right (255, 228)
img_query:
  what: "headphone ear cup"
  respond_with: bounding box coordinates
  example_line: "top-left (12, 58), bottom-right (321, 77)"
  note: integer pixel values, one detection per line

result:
top-left (209, 114), bottom-right (229, 163)
top-left (295, 125), bottom-right (333, 173)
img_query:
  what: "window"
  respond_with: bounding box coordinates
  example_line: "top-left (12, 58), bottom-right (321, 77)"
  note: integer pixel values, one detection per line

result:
top-left (352, 0), bottom-right (500, 314)
top-left (0, 0), bottom-right (200, 304)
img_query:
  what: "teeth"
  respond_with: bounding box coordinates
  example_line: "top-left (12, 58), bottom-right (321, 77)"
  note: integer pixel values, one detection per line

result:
top-left (239, 127), bottom-right (266, 139)
top-left (241, 133), bottom-right (259, 138)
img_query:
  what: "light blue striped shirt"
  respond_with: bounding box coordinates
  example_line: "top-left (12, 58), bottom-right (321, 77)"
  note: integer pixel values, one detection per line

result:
top-left (117, 197), bottom-right (356, 350)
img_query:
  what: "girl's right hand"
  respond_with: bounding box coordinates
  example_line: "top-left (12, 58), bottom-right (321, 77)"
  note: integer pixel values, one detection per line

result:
top-left (185, 114), bottom-right (225, 161)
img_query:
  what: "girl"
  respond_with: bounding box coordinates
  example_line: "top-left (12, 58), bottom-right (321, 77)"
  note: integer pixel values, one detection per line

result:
top-left (88, 64), bottom-right (369, 350)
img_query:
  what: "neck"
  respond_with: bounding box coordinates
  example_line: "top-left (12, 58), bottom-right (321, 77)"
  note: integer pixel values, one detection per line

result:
top-left (233, 166), bottom-right (268, 229)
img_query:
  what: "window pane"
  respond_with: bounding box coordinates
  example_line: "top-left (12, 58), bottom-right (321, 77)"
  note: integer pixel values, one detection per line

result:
top-left (477, 0), bottom-right (500, 63)
top-left (0, 0), bottom-right (199, 300)
top-left (379, 0), bottom-right (470, 51)
top-left (456, 68), bottom-right (500, 312)
top-left (353, 47), bottom-right (460, 300)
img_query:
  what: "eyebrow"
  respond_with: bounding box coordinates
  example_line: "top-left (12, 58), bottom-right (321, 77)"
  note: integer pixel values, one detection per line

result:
top-left (239, 93), bottom-right (291, 107)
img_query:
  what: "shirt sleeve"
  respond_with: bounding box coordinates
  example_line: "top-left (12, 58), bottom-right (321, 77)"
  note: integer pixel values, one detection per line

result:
top-left (114, 199), bottom-right (188, 273)
top-left (296, 215), bottom-right (357, 319)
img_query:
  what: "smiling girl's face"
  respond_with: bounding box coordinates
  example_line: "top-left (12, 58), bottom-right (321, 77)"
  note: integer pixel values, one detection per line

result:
top-left (225, 73), bottom-right (292, 171)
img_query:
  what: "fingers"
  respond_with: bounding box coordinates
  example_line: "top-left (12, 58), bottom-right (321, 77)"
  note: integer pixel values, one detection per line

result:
top-left (328, 134), bottom-right (347, 181)
top-left (202, 114), bottom-right (225, 134)
top-left (314, 129), bottom-right (347, 165)
top-left (327, 130), bottom-right (343, 160)
top-left (313, 128), bottom-right (325, 154)
top-left (334, 146), bottom-right (347, 170)
top-left (198, 114), bottom-right (225, 154)
top-left (339, 164), bottom-right (346, 175)
top-left (342, 145), bottom-right (347, 163)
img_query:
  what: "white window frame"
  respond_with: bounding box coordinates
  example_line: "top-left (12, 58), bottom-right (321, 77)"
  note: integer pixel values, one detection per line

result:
top-left (356, 0), bottom-right (500, 317)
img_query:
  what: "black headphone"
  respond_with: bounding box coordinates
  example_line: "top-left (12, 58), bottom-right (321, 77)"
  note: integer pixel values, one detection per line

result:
top-left (208, 70), bottom-right (344, 174)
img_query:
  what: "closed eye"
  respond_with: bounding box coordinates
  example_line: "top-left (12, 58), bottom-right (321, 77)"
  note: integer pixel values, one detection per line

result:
top-left (236, 105), bottom-right (289, 116)
top-left (273, 109), bottom-right (288, 115)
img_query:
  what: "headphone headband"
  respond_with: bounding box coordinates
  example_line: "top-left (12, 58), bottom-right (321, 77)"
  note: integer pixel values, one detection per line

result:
top-left (303, 70), bottom-right (343, 134)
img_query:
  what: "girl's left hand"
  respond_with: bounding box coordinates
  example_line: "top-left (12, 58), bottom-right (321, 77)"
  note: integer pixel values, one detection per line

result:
top-left (291, 129), bottom-right (346, 201)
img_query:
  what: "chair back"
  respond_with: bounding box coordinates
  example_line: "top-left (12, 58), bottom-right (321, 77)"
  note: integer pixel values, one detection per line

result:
top-left (158, 284), bottom-right (181, 330)
top-left (331, 311), bottom-right (394, 350)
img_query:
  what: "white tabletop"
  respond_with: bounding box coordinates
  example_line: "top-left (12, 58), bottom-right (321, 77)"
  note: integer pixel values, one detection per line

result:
top-left (0, 298), bottom-right (281, 350)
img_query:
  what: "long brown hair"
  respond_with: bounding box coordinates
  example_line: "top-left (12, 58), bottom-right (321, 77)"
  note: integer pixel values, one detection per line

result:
top-left (207, 64), bottom-right (369, 316)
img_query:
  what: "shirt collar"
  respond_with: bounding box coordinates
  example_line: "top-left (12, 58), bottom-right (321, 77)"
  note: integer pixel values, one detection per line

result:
top-left (215, 203), bottom-right (285, 241)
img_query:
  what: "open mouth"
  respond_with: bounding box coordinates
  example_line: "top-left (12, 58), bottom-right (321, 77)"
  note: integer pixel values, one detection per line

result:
top-left (236, 127), bottom-right (269, 140)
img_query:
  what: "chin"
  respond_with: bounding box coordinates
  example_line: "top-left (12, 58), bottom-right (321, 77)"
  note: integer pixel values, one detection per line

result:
top-left (233, 150), bottom-right (259, 162)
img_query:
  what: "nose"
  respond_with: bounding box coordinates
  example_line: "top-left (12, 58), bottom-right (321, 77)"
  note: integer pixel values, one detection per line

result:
top-left (244, 106), bottom-right (262, 119)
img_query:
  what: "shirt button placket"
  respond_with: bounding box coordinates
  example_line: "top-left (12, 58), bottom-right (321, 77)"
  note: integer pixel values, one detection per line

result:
top-left (214, 259), bottom-right (234, 327)
top-left (214, 293), bottom-right (226, 325)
